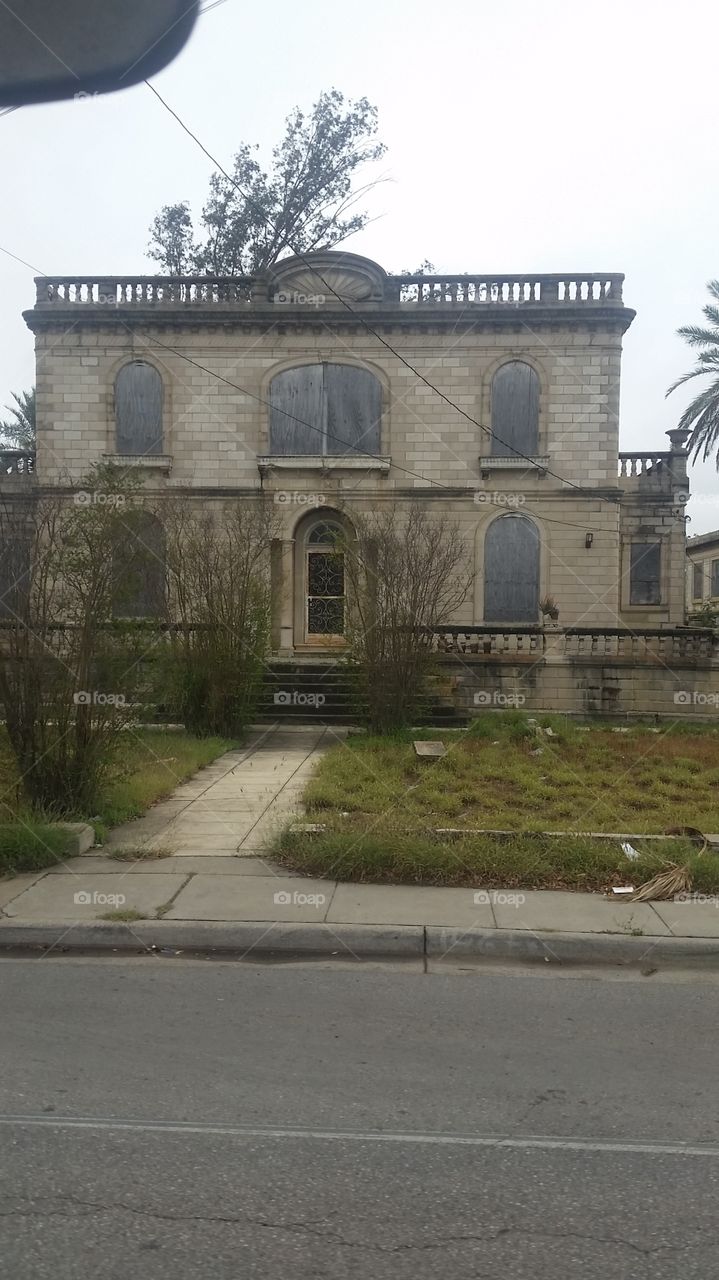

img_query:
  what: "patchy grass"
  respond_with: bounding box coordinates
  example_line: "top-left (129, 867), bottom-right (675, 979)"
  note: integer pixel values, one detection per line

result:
top-left (108, 845), bottom-right (174, 862)
top-left (300, 716), bottom-right (719, 833)
top-left (273, 829), bottom-right (719, 893)
top-left (0, 728), bottom-right (234, 875)
top-left (271, 714), bottom-right (719, 890)
top-left (93, 730), bottom-right (235, 829)
top-left (0, 728), bottom-right (234, 830)
top-left (0, 820), bottom-right (76, 877)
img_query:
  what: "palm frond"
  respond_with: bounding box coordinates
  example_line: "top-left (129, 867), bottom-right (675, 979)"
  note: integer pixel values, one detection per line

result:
top-left (675, 325), bottom-right (719, 347)
top-left (666, 366), bottom-right (710, 395)
top-left (678, 377), bottom-right (719, 464)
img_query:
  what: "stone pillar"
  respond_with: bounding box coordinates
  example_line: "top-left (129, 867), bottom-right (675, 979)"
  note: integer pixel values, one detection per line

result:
top-left (270, 537), bottom-right (295, 654)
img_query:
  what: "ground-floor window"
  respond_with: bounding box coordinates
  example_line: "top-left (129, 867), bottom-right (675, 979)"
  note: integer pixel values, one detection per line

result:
top-left (483, 514), bottom-right (539, 623)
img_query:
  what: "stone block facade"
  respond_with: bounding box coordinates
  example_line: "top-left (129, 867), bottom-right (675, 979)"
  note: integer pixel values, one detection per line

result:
top-left (18, 253), bottom-right (696, 690)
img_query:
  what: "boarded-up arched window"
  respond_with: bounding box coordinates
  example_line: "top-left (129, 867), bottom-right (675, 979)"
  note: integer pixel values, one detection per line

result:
top-left (484, 514), bottom-right (539, 622)
top-left (490, 361), bottom-right (539, 458)
top-left (269, 364), bottom-right (381, 456)
top-left (115, 362), bottom-right (163, 455)
top-left (112, 512), bottom-right (165, 618)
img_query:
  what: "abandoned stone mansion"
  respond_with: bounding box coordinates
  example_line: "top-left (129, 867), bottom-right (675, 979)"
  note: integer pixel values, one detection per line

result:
top-left (6, 250), bottom-right (718, 717)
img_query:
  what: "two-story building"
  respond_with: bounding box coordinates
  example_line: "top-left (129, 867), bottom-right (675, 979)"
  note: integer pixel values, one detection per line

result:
top-left (9, 249), bottom-right (716, 717)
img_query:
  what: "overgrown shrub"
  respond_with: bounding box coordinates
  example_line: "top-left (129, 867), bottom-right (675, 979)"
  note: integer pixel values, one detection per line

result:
top-left (158, 496), bottom-right (276, 736)
top-left (341, 502), bottom-right (472, 733)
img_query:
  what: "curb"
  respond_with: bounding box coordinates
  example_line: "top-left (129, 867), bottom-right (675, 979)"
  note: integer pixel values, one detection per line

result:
top-left (0, 919), bottom-right (718, 967)
top-left (425, 926), bottom-right (719, 968)
top-left (0, 920), bottom-right (425, 958)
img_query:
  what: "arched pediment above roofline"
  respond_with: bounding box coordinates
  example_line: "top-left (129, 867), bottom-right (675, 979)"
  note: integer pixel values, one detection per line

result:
top-left (267, 251), bottom-right (388, 305)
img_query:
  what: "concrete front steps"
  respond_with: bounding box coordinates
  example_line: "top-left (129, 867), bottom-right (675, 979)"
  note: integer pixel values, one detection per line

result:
top-left (257, 663), bottom-right (467, 727)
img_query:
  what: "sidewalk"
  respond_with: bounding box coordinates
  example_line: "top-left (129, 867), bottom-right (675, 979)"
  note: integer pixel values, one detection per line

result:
top-left (1, 725), bottom-right (719, 965)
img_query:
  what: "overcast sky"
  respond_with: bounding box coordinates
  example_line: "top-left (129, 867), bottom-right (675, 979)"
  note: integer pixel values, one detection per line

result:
top-left (1, 0), bottom-right (718, 530)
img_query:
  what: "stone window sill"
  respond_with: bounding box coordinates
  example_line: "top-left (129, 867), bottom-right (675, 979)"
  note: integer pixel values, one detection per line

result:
top-left (258, 455), bottom-right (391, 473)
top-left (103, 454), bottom-right (172, 473)
top-left (479, 455), bottom-right (549, 472)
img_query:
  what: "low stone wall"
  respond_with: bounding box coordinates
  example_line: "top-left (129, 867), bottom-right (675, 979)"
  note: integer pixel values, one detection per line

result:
top-left (441, 652), bottom-right (719, 719)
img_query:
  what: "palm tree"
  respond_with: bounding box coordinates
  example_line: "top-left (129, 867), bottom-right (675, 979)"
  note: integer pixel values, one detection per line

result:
top-left (667, 280), bottom-right (719, 464)
top-left (0, 388), bottom-right (36, 451)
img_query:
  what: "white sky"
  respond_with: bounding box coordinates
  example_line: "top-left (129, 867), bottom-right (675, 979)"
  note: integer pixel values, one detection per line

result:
top-left (1, 0), bottom-right (718, 530)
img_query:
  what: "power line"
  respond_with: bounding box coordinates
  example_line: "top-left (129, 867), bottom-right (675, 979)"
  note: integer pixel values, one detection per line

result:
top-left (0, 244), bottom-right (45, 274)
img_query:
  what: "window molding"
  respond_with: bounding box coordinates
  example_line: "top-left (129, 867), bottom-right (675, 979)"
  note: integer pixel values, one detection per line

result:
top-left (624, 538), bottom-right (664, 609)
top-left (113, 360), bottom-right (165, 456)
top-left (266, 361), bottom-right (385, 458)
top-left (482, 511), bottom-right (541, 624)
top-left (258, 454), bottom-right (390, 474)
top-left (103, 453), bottom-right (172, 473)
top-left (480, 354), bottom-right (546, 462)
top-left (480, 455), bottom-right (549, 474)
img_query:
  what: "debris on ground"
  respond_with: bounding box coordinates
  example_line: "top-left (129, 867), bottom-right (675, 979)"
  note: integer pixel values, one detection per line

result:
top-left (414, 740), bottom-right (447, 759)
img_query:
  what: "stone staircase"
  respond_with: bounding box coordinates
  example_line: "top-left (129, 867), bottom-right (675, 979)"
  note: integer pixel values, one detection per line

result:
top-left (257, 663), bottom-right (466, 726)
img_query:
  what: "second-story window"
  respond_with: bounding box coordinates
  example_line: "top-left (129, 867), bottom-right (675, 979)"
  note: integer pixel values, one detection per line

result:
top-left (693, 562), bottom-right (704, 600)
top-left (269, 363), bottom-right (381, 457)
top-left (490, 360), bottom-right (539, 458)
top-left (115, 361), bottom-right (163, 455)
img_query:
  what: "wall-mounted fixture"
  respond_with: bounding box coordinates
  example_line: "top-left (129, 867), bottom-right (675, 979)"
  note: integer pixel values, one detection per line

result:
top-left (585, 532), bottom-right (594, 549)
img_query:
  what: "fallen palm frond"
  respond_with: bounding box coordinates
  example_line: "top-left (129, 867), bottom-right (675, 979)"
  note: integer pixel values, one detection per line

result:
top-left (630, 826), bottom-right (709, 901)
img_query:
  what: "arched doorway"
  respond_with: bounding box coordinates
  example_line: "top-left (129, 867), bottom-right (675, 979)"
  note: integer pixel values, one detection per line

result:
top-left (295, 515), bottom-right (347, 647)
top-left (483, 514), bottom-right (540, 623)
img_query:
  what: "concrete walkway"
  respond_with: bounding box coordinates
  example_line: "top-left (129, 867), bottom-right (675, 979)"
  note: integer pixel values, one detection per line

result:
top-left (104, 722), bottom-right (336, 857)
top-left (1, 723), bottom-right (719, 960)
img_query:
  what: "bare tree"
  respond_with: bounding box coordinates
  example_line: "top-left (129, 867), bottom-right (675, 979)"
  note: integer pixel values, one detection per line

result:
top-left (0, 465), bottom-right (155, 814)
top-left (157, 495), bottom-right (278, 736)
top-left (341, 503), bottom-right (473, 732)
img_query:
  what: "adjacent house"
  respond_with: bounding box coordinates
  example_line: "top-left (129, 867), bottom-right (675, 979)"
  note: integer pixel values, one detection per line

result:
top-left (6, 250), bottom-right (717, 716)
top-left (686, 529), bottom-right (719, 613)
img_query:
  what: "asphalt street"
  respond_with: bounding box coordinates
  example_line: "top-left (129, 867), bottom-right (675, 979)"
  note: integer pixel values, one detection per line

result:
top-left (1, 958), bottom-right (718, 1278)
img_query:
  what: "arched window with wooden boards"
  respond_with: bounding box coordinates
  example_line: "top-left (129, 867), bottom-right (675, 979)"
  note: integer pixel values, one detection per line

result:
top-left (269, 364), bottom-right (381, 457)
top-left (484, 514), bottom-right (540, 622)
top-left (114, 361), bottom-right (164, 455)
top-left (490, 361), bottom-right (539, 458)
